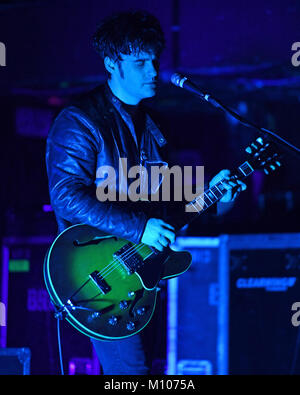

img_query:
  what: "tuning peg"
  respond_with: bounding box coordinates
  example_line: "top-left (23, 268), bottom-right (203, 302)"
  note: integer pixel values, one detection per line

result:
top-left (276, 161), bottom-right (281, 167)
top-left (256, 137), bottom-right (264, 145)
top-left (270, 165), bottom-right (276, 171)
top-left (251, 143), bottom-right (258, 150)
top-left (245, 146), bottom-right (252, 154)
top-left (264, 168), bottom-right (269, 175)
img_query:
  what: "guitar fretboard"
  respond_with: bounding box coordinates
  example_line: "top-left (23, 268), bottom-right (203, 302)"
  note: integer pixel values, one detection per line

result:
top-left (185, 160), bottom-right (254, 215)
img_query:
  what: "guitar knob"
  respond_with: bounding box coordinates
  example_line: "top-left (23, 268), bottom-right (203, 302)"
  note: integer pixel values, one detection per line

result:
top-left (108, 316), bottom-right (118, 326)
top-left (119, 300), bottom-right (129, 310)
top-left (136, 307), bottom-right (146, 316)
top-left (128, 291), bottom-right (135, 298)
top-left (87, 311), bottom-right (101, 322)
top-left (126, 321), bottom-right (136, 331)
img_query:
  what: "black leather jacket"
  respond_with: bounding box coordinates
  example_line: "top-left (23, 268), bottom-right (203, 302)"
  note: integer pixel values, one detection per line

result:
top-left (46, 83), bottom-right (169, 244)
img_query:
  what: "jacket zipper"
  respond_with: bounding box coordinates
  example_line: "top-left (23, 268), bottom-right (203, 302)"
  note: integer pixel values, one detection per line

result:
top-left (140, 149), bottom-right (148, 200)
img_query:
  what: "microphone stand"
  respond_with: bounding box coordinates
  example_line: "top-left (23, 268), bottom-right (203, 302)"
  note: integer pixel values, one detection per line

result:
top-left (185, 83), bottom-right (300, 159)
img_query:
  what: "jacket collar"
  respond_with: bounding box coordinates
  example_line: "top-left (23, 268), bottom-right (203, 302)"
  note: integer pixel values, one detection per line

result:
top-left (103, 82), bottom-right (167, 148)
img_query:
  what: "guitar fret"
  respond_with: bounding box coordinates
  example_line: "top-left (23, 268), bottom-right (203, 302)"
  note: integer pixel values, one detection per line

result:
top-left (219, 180), bottom-right (227, 192)
top-left (199, 194), bottom-right (209, 207)
top-left (215, 184), bottom-right (222, 194)
top-left (194, 199), bottom-right (204, 211)
top-left (195, 195), bottom-right (207, 210)
top-left (186, 197), bottom-right (205, 213)
top-left (189, 201), bottom-right (198, 212)
top-left (206, 191), bottom-right (217, 203)
top-left (204, 192), bottom-right (213, 204)
top-left (239, 161), bottom-right (254, 177)
top-left (186, 170), bottom-right (250, 215)
top-left (210, 190), bottom-right (217, 199)
top-left (211, 185), bottom-right (223, 199)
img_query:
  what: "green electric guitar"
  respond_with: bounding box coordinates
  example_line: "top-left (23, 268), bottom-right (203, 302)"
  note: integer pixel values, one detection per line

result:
top-left (44, 138), bottom-right (280, 340)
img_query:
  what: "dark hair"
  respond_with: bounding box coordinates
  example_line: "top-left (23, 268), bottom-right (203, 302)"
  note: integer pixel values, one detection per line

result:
top-left (92, 10), bottom-right (165, 61)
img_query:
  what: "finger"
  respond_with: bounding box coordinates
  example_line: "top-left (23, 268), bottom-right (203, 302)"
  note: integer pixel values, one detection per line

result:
top-left (224, 177), bottom-right (245, 190)
top-left (161, 229), bottom-right (176, 244)
top-left (236, 180), bottom-right (247, 191)
top-left (229, 182), bottom-right (245, 193)
top-left (221, 169), bottom-right (231, 177)
top-left (220, 180), bottom-right (233, 190)
top-left (159, 220), bottom-right (175, 231)
top-left (158, 236), bottom-right (169, 247)
top-left (210, 169), bottom-right (230, 186)
top-left (153, 241), bottom-right (163, 252)
top-left (227, 180), bottom-right (238, 188)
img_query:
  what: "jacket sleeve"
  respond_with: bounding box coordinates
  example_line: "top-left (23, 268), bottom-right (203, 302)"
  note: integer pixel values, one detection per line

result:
top-left (46, 107), bottom-right (148, 243)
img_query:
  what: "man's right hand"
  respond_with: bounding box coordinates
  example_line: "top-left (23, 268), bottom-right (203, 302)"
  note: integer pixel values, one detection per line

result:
top-left (141, 218), bottom-right (176, 252)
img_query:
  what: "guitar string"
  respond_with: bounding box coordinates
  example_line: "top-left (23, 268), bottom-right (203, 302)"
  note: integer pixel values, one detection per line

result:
top-left (67, 238), bottom-right (149, 304)
top-left (66, 170), bottom-right (252, 305)
top-left (64, 165), bottom-right (255, 307)
top-left (88, 163), bottom-right (258, 305)
top-left (78, 244), bottom-right (153, 303)
top-left (98, 242), bottom-right (152, 280)
top-left (94, 179), bottom-right (227, 281)
top-left (70, 243), bottom-right (153, 304)
top-left (77, 179), bottom-right (228, 294)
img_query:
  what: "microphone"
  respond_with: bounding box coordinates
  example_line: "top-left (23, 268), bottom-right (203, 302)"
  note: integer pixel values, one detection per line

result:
top-left (171, 73), bottom-right (300, 157)
top-left (171, 73), bottom-right (221, 108)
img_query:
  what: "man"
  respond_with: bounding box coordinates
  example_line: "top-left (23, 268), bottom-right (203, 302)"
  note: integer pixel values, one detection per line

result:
top-left (46, 10), bottom-right (245, 375)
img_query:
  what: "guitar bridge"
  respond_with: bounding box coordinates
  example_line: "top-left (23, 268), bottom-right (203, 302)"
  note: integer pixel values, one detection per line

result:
top-left (113, 244), bottom-right (143, 275)
top-left (89, 271), bottom-right (111, 294)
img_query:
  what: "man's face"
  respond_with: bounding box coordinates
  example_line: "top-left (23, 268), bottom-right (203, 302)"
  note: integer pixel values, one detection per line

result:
top-left (109, 50), bottom-right (159, 104)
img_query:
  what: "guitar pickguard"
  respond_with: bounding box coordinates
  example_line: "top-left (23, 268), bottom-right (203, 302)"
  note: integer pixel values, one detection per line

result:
top-left (135, 249), bottom-right (169, 290)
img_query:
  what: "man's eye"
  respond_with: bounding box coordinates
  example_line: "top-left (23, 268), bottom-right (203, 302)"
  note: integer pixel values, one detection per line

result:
top-left (136, 61), bottom-right (145, 66)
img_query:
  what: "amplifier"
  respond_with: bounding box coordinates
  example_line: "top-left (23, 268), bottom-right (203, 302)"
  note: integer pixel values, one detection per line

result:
top-left (0, 348), bottom-right (30, 375)
top-left (166, 237), bottom-right (222, 375)
top-left (1, 235), bottom-right (100, 375)
top-left (167, 233), bottom-right (300, 375)
top-left (223, 233), bottom-right (300, 375)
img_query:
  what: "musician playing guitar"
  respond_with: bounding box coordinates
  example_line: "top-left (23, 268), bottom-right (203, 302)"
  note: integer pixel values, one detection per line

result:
top-left (46, 10), bottom-right (246, 374)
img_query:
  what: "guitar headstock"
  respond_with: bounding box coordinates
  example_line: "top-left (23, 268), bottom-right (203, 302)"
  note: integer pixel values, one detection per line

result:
top-left (245, 137), bottom-right (282, 174)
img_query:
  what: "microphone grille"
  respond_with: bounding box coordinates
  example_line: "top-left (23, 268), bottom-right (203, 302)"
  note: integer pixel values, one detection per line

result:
top-left (171, 73), bottom-right (186, 88)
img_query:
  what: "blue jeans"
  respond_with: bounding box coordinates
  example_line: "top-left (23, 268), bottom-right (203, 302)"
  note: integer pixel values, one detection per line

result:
top-left (91, 294), bottom-right (163, 375)
top-left (91, 333), bottom-right (150, 375)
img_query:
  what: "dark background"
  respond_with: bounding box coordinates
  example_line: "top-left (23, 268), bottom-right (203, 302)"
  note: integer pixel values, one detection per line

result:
top-left (0, 0), bottom-right (299, 237)
top-left (1, 0), bottom-right (300, 375)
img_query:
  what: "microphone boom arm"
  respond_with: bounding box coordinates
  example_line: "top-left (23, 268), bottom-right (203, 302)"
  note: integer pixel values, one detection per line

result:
top-left (171, 73), bottom-right (300, 158)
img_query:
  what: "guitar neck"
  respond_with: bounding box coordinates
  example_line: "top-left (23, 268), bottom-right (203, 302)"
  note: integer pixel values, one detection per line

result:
top-left (173, 160), bottom-right (255, 233)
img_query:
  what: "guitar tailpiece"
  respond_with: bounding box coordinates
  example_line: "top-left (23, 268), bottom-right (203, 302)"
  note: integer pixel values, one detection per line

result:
top-left (52, 303), bottom-right (67, 320)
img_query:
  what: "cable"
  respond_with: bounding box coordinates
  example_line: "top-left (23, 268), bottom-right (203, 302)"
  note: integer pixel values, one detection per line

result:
top-left (290, 325), bottom-right (300, 375)
top-left (56, 313), bottom-right (65, 375)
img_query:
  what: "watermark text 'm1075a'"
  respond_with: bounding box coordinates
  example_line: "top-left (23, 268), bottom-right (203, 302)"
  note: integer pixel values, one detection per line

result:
top-left (0, 42), bottom-right (6, 67)
top-left (291, 42), bottom-right (300, 67)
top-left (0, 302), bottom-right (6, 326)
top-left (96, 159), bottom-right (205, 212)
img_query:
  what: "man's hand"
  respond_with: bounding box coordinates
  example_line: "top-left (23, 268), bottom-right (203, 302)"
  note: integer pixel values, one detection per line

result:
top-left (209, 169), bottom-right (247, 203)
top-left (141, 218), bottom-right (176, 252)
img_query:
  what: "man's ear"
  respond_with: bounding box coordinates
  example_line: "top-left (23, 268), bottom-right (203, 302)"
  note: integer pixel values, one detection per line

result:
top-left (104, 57), bottom-right (116, 75)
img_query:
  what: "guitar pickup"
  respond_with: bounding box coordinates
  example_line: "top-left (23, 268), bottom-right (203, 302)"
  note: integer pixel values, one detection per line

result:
top-left (113, 244), bottom-right (143, 275)
top-left (89, 271), bottom-right (111, 294)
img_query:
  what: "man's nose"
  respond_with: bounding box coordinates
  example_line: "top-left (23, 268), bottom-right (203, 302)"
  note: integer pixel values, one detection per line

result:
top-left (147, 61), bottom-right (158, 78)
